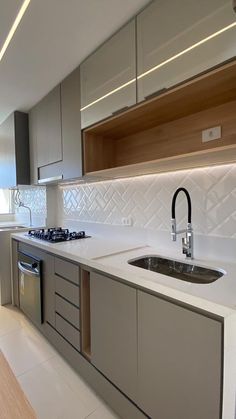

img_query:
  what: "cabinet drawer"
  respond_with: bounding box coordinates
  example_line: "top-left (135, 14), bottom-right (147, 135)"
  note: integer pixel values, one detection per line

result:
top-left (55, 313), bottom-right (80, 351)
top-left (55, 276), bottom-right (80, 307)
top-left (55, 257), bottom-right (80, 285)
top-left (55, 294), bottom-right (80, 329)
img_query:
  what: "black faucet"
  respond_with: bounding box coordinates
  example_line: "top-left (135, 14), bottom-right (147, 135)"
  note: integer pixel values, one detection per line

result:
top-left (171, 187), bottom-right (193, 259)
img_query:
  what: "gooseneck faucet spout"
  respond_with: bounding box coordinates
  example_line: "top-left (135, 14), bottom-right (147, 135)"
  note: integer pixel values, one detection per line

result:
top-left (171, 187), bottom-right (193, 259)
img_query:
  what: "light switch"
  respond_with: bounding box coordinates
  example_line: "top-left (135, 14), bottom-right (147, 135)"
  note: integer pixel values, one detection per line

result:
top-left (202, 126), bottom-right (221, 143)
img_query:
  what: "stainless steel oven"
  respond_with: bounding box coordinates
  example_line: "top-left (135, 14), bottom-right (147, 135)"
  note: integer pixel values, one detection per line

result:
top-left (18, 251), bottom-right (43, 325)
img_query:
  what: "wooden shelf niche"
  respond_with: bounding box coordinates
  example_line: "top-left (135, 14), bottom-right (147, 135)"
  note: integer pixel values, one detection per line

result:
top-left (83, 60), bottom-right (236, 178)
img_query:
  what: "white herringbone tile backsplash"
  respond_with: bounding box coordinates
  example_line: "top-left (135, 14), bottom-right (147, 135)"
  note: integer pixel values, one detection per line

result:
top-left (13, 187), bottom-right (47, 216)
top-left (58, 164), bottom-right (236, 238)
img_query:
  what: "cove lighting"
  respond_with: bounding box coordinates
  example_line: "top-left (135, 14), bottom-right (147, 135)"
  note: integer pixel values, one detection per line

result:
top-left (137, 22), bottom-right (236, 80)
top-left (0, 0), bottom-right (31, 63)
top-left (80, 22), bottom-right (236, 112)
top-left (59, 162), bottom-right (236, 189)
top-left (80, 78), bottom-right (136, 111)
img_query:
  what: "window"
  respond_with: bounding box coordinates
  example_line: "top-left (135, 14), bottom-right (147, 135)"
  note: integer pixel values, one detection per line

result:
top-left (0, 189), bottom-right (11, 213)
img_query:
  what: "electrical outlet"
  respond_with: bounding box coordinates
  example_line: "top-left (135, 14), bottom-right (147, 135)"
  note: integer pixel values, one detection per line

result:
top-left (122, 216), bottom-right (133, 226)
top-left (202, 126), bottom-right (221, 143)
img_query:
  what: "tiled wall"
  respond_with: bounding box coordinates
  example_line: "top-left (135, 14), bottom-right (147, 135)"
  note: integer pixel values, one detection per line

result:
top-left (13, 186), bottom-right (47, 226)
top-left (58, 164), bottom-right (236, 238)
top-left (14, 164), bottom-right (236, 239)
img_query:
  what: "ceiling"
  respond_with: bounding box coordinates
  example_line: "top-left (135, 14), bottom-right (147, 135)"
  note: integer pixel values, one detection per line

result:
top-left (0, 0), bottom-right (150, 124)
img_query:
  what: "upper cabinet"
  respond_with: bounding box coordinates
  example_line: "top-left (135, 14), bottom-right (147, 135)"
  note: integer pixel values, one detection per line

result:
top-left (137, 0), bottom-right (236, 101)
top-left (33, 85), bottom-right (62, 169)
top-left (29, 67), bottom-right (82, 184)
top-left (80, 20), bottom-right (136, 128)
top-left (0, 112), bottom-right (30, 188)
top-left (60, 67), bottom-right (82, 181)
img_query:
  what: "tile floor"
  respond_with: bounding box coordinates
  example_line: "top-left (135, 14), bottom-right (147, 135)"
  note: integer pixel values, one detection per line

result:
top-left (0, 305), bottom-right (119, 419)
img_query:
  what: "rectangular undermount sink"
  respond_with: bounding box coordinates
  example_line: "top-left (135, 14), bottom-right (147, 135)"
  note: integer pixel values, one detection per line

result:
top-left (128, 255), bottom-right (225, 284)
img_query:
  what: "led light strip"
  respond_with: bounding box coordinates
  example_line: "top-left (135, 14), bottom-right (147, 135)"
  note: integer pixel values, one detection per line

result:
top-left (0, 0), bottom-right (31, 62)
top-left (137, 21), bottom-right (236, 80)
top-left (80, 78), bottom-right (136, 111)
top-left (81, 21), bottom-right (236, 112)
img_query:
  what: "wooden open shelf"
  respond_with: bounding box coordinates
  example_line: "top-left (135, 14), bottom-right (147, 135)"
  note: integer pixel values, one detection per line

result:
top-left (83, 60), bottom-right (236, 177)
top-left (80, 269), bottom-right (91, 361)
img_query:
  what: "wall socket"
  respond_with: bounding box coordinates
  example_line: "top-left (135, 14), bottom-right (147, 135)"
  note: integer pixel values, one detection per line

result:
top-left (202, 126), bottom-right (221, 143)
top-left (122, 216), bottom-right (133, 226)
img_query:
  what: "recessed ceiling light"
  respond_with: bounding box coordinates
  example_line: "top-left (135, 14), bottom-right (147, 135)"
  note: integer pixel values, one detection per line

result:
top-left (0, 0), bottom-right (31, 63)
top-left (81, 22), bottom-right (236, 112)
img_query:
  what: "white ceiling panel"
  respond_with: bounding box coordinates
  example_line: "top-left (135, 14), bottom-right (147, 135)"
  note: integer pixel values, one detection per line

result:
top-left (0, 0), bottom-right (23, 49)
top-left (0, 0), bottom-right (150, 123)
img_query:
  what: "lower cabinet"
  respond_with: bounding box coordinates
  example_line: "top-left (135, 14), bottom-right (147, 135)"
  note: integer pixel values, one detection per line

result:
top-left (43, 253), bottom-right (55, 328)
top-left (90, 272), bottom-right (137, 401)
top-left (137, 291), bottom-right (222, 419)
top-left (12, 244), bottom-right (224, 419)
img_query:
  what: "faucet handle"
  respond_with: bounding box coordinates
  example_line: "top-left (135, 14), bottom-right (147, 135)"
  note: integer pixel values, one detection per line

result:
top-left (182, 234), bottom-right (193, 259)
top-left (182, 237), bottom-right (187, 254)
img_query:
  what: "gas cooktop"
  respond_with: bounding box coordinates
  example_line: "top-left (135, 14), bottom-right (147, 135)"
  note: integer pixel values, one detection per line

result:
top-left (27, 228), bottom-right (90, 243)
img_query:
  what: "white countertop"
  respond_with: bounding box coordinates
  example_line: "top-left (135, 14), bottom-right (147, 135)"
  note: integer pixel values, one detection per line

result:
top-left (11, 231), bottom-right (236, 318)
top-left (12, 232), bottom-right (145, 260)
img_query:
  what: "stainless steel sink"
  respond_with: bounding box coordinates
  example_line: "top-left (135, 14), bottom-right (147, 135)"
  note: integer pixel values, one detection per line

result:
top-left (128, 255), bottom-right (225, 284)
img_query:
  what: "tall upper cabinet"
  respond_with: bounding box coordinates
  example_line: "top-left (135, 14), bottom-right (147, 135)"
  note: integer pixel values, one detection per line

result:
top-left (80, 19), bottom-right (136, 129)
top-left (29, 67), bottom-right (82, 184)
top-left (137, 0), bottom-right (236, 101)
top-left (0, 112), bottom-right (30, 188)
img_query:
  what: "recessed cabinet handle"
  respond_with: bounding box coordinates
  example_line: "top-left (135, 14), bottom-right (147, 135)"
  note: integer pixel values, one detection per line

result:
top-left (18, 261), bottom-right (39, 277)
top-left (112, 106), bottom-right (129, 116)
top-left (144, 87), bottom-right (167, 101)
top-left (38, 175), bottom-right (63, 184)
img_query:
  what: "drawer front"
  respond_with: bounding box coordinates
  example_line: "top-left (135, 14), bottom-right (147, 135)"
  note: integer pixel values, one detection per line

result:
top-left (18, 242), bottom-right (45, 260)
top-left (55, 313), bottom-right (80, 351)
top-left (55, 294), bottom-right (80, 329)
top-left (55, 257), bottom-right (80, 285)
top-left (55, 276), bottom-right (80, 307)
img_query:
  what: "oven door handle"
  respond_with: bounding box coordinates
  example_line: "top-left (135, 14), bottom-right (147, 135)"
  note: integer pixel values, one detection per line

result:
top-left (18, 261), bottom-right (39, 277)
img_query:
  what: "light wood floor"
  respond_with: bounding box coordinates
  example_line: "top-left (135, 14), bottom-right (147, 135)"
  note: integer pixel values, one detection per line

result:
top-left (0, 350), bottom-right (36, 419)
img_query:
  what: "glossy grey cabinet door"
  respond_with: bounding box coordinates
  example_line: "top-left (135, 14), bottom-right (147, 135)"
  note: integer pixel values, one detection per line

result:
top-left (80, 20), bottom-right (136, 128)
top-left (90, 272), bottom-right (137, 401)
top-left (29, 107), bottom-right (38, 184)
top-left (137, 0), bottom-right (236, 101)
top-left (137, 291), bottom-right (222, 419)
top-left (35, 85), bottom-right (62, 168)
top-left (61, 67), bottom-right (82, 179)
top-left (0, 112), bottom-right (30, 187)
top-left (29, 69), bottom-right (82, 184)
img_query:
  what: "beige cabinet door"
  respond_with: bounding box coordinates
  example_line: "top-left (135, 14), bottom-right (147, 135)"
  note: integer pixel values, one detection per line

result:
top-left (35, 85), bottom-right (62, 168)
top-left (137, 0), bottom-right (236, 101)
top-left (90, 272), bottom-right (137, 401)
top-left (80, 20), bottom-right (136, 128)
top-left (137, 291), bottom-right (222, 419)
top-left (28, 107), bottom-right (38, 184)
top-left (61, 67), bottom-right (82, 179)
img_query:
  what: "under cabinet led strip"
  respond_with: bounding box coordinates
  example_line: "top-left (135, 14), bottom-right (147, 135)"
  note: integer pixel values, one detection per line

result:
top-left (80, 21), bottom-right (236, 112)
top-left (0, 0), bottom-right (31, 63)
